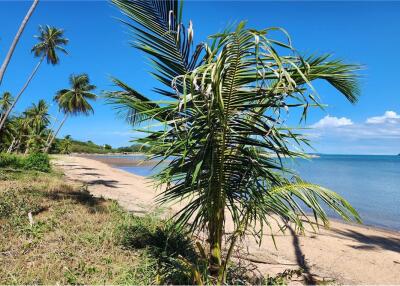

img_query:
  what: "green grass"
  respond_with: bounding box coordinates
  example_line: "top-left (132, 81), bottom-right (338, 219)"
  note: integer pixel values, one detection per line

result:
top-left (0, 167), bottom-right (302, 285)
top-left (0, 168), bottom-right (197, 284)
top-left (0, 152), bottom-right (50, 172)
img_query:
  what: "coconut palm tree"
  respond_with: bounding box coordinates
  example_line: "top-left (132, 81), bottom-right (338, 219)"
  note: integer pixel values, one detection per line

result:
top-left (45, 74), bottom-right (96, 152)
top-left (0, 25), bottom-right (68, 131)
top-left (23, 99), bottom-right (50, 133)
top-left (108, 0), bottom-right (362, 282)
top-left (24, 125), bottom-right (47, 154)
top-left (59, 135), bottom-right (72, 154)
top-left (0, 92), bottom-right (13, 122)
top-left (0, 0), bottom-right (39, 85)
top-left (3, 116), bottom-right (30, 153)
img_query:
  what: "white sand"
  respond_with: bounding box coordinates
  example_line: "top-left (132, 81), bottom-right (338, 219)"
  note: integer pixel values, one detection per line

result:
top-left (53, 155), bottom-right (400, 285)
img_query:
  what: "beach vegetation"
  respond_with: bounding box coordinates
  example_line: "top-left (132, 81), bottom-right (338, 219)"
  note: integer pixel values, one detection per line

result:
top-left (45, 73), bottom-right (97, 152)
top-left (0, 98), bottom-right (51, 154)
top-left (0, 166), bottom-right (296, 284)
top-left (0, 25), bottom-right (68, 131)
top-left (0, 152), bottom-right (50, 172)
top-left (107, 0), bottom-right (362, 283)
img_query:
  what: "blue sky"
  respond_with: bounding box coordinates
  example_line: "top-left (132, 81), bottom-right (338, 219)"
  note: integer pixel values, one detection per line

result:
top-left (0, 1), bottom-right (399, 154)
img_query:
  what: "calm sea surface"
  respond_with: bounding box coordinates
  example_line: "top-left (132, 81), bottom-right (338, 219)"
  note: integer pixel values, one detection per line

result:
top-left (107, 154), bottom-right (400, 231)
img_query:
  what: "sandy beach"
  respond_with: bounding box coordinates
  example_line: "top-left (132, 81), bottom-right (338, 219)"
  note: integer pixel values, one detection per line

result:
top-left (53, 155), bottom-right (400, 285)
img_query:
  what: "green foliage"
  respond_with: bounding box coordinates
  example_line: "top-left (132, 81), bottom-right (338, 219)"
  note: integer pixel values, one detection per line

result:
top-left (116, 144), bottom-right (150, 153)
top-left (49, 138), bottom-right (148, 154)
top-left (55, 74), bottom-right (96, 116)
top-left (0, 152), bottom-right (50, 172)
top-left (32, 25), bottom-right (68, 65)
top-left (109, 0), bottom-right (362, 282)
top-left (114, 210), bottom-right (197, 285)
top-left (24, 152), bottom-right (50, 172)
top-left (0, 99), bottom-right (51, 154)
top-left (0, 153), bottom-right (23, 168)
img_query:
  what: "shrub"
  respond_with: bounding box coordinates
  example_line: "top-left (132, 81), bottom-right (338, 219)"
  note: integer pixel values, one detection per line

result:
top-left (0, 153), bottom-right (23, 169)
top-left (24, 153), bottom-right (51, 172)
top-left (0, 153), bottom-right (51, 172)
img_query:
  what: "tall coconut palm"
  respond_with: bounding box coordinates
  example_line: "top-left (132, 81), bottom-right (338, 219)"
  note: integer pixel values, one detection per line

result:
top-left (108, 0), bottom-right (362, 282)
top-left (45, 74), bottom-right (96, 152)
top-left (0, 92), bottom-right (13, 122)
top-left (0, 0), bottom-right (39, 85)
top-left (0, 25), bottom-right (68, 131)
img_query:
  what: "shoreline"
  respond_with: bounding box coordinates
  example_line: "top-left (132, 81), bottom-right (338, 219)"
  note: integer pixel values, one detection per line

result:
top-left (76, 153), bottom-right (400, 235)
top-left (53, 155), bottom-right (400, 285)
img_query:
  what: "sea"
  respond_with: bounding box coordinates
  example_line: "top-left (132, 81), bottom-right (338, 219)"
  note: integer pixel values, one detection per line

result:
top-left (105, 154), bottom-right (400, 231)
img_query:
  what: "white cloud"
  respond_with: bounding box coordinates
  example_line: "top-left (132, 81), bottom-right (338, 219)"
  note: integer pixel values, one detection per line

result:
top-left (366, 111), bottom-right (400, 124)
top-left (311, 115), bottom-right (353, 129)
top-left (308, 111), bottom-right (400, 141)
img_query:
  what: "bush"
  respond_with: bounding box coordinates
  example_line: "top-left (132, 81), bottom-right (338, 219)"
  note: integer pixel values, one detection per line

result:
top-left (24, 153), bottom-right (51, 172)
top-left (0, 153), bottom-right (23, 168)
top-left (0, 152), bottom-right (50, 172)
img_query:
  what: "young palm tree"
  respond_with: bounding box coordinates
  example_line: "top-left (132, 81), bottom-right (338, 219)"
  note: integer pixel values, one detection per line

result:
top-left (59, 135), bottom-right (72, 154)
top-left (0, 92), bottom-right (13, 122)
top-left (45, 74), bottom-right (96, 152)
top-left (0, 0), bottom-right (39, 85)
top-left (0, 25), bottom-right (68, 131)
top-left (108, 0), bottom-right (362, 282)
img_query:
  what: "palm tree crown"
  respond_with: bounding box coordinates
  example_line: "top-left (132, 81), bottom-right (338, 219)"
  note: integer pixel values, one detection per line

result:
top-left (31, 25), bottom-right (68, 65)
top-left (23, 99), bottom-right (50, 132)
top-left (0, 91), bottom-right (13, 115)
top-left (54, 74), bottom-right (96, 115)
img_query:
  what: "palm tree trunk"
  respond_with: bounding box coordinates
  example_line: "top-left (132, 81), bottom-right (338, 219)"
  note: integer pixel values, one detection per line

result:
top-left (24, 144), bottom-right (30, 155)
top-left (208, 197), bottom-right (225, 279)
top-left (0, 0), bottom-right (39, 85)
top-left (45, 113), bottom-right (68, 153)
top-left (7, 137), bottom-right (16, 153)
top-left (0, 56), bottom-right (44, 131)
top-left (45, 112), bottom-right (60, 145)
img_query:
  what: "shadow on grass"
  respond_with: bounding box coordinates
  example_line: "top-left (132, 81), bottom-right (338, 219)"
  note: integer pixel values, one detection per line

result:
top-left (118, 215), bottom-right (199, 285)
top-left (45, 187), bottom-right (107, 213)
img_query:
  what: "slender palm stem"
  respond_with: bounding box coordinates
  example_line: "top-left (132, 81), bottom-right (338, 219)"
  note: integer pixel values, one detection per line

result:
top-left (0, 55), bottom-right (44, 131)
top-left (45, 113), bottom-right (68, 152)
top-left (7, 137), bottom-right (16, 153)
top-left (0, 0), bottom-right (39, 85)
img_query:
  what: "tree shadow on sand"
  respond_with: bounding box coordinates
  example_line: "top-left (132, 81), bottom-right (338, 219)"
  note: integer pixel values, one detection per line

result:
top-left (334, 228), bottom-right (400, 253)
top-left (287, 226), bottom-right (317, 285)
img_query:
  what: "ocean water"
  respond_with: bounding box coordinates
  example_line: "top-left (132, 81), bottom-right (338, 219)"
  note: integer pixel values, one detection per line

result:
top-left (111, 154), bottom-right (400, 231)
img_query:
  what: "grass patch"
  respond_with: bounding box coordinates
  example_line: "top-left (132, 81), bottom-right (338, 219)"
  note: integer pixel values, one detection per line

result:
top-left (0, 168), bottom-right (152, 284)
top-left (0, 167), bottom-right (205, 285)
top-left (0, 167), bottom-right (300, 285)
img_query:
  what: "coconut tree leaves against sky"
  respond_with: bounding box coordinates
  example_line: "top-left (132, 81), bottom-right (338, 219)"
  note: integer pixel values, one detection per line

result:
top-left (108, 0), bottom-right (362, 282)
top-left (0, 92), bottom-right (13, 123)
top-left (0, 25), bottom-right (68, 131)
top-left (45, 73), bottom-right (96, 152)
